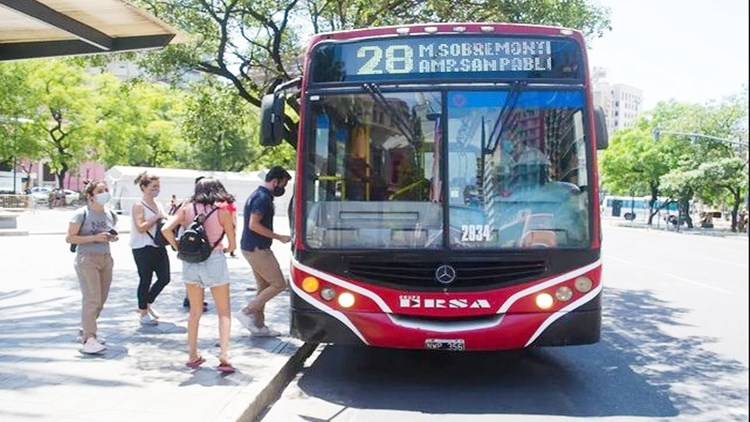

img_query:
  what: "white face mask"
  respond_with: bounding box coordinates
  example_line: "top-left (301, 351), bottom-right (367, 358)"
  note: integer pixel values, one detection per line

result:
top-left (95, 192), bottom-right (111, 205)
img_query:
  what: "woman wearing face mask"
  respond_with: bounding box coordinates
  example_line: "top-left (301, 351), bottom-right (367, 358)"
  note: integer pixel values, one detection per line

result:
top-left (66, 180), bottom-right (118, 355)
top-left (130, 171), bottom-right (170, 326)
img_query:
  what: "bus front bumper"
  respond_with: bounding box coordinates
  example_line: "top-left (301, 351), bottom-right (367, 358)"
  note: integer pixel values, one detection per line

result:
top-left (291, 293), bottom-right (601, 351)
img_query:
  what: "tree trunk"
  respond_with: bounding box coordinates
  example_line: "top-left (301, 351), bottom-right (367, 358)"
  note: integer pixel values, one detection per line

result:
top-left (730, 188), bottom-right (741, 232)
top-left (647, 182), bottom-right (659, 225)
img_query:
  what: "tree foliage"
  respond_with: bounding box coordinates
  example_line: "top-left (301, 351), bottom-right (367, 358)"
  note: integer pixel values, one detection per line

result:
top-left (22, 60), bottom-right (116, 187)
top-left (600, 91), bottom-right (749, 230)
top-left (96, 80), bottom-right (186, 168)
top-left (0, 62), bottom-right (46, 165)
top-left (181, 79), bottom-right (257, 171)
top-left (1, 59), bottom-right (194, 187)
top-left (130, 0), bottom-right (611, 122)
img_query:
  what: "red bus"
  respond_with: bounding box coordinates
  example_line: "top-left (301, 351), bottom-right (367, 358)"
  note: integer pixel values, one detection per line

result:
top-left (261, 23), bottom-right (609, 351)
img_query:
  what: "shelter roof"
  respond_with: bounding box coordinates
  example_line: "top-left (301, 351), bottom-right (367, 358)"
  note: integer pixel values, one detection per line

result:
top-left (0, 0), bottom-right (184, 61)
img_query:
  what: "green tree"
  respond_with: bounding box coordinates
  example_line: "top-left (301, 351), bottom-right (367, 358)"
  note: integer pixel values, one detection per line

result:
top-left (601, 94), bottom-right (748, 229)
top-left (96, 80), bottom-right (187, 168)
top-left (656, 93), bottom-right (747, 230)
top-left (131, 0), bottom-right (610, 145)
top-left (0, 62), bottom-right (45, 175)
top-left (308, 0), bottom-right (610, 36)
top-left (20, 60), bottom-right (120, 188)
top-left (690, 158), bottom-right (747, 231)
top-left (599, 121), bottom-right (680, 224)
top-left (182, 79), bottom-right (259, 171)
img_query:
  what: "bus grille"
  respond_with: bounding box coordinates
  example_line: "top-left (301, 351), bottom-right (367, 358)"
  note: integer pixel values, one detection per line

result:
top-left (346, 260), bottom-right (547, 289)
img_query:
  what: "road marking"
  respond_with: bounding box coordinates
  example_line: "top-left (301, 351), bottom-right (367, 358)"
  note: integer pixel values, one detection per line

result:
top-left (664, 273), bottom-right (732, 294)
top-left (604, 255), bottom-right (638, 266)
top-left (702, 256), bottom-right (749, 269)
top-left (603, 255), bottom-right (663, 271)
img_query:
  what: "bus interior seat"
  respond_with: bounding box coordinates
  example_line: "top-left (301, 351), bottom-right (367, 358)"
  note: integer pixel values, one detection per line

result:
top-left (519, 230), bottom-right (557, 248)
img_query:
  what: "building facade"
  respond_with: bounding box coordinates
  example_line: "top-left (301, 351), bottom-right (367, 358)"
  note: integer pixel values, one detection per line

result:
top-left (592, 67), bottom-right (643, 137)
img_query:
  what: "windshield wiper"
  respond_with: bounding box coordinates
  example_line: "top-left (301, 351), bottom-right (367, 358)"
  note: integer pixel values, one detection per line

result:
top-left (362, 83), bottom-right (417, 145)
top-left (486, 81), bottom-right (527, 154)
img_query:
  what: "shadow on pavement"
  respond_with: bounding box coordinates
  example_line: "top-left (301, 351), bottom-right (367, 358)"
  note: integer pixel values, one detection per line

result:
top-left (0, 258), bottom-right (294, 390)
top-left (293, 288), bottom-right (746, 418)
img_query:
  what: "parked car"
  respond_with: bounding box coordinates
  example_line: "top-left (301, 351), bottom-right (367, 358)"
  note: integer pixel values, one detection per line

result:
top-left (28, 186), bottom-right (53, 204)
top-left (62, 189), bottom-right (80, 205)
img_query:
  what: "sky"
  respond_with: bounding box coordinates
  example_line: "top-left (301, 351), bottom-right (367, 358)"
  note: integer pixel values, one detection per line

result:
top-left (587, 0), bottom-right (749, 110)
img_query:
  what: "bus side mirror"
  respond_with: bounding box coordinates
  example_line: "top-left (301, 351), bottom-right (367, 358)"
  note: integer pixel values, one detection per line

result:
top-left (594, 106), bottom-right (609, 150)
top-left (260, 93), bottom-right (285, 146)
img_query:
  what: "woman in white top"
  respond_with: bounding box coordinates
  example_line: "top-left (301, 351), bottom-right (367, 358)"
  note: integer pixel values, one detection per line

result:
top-left (130, 171), bottom-right (170, 326)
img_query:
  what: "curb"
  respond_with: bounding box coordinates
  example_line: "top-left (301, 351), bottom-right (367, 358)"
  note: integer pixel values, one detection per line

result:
top-left (0, 229), bottom-right (132, 236)
top-left (237, 342), bottom-right (317, 422)
top-left (609, 222), bottom-right (747, 239)
top-left (0, 229), bottom-right (29, 236)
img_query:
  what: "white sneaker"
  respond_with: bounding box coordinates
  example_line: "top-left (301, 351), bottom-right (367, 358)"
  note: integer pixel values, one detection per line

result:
top-left (148, 307), bottom-right (160, 320)
top-left (80, 337), bottom-right (107, 354)
top-left (235, 311), bottom-right (254, 331)
top-left (139, 313), bottom-right (158, 326)
top-left (76, 331), bottom-right (106, 345)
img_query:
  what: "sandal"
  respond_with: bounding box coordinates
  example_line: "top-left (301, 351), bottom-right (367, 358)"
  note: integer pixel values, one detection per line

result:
top-left (217, 361), bottom-right (235, 374)
top-left (186, 356), bottom-right (206, 369)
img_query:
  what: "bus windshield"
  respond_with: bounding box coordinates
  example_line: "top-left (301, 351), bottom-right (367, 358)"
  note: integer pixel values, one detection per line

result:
top-left (304, 88), bottom-right (590, 250)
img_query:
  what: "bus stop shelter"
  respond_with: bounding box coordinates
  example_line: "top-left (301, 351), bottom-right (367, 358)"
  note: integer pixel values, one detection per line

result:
top-left (0, 0), bottom-right (182, 61)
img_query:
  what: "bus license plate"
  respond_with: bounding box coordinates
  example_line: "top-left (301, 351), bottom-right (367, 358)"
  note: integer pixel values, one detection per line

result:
top-left (425, 339), bottom-right (465, 351)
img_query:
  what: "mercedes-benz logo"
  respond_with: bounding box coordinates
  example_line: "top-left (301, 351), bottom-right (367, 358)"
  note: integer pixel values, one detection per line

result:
top-left (435, 264), bottom-right (456, 284)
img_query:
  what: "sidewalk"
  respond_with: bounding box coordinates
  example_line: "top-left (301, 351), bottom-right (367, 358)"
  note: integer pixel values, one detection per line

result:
top-left (0, 209), bottom-right (313, 421)
top-left (602, 216), bottom-right (749, 239)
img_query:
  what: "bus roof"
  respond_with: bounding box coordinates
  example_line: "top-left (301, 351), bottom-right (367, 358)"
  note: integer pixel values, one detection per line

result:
top-left (307, 22), bottom-right (585, 49)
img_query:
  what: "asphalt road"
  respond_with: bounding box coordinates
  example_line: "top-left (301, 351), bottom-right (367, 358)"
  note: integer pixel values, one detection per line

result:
top-left (262, 224), bottom-right (749, 421)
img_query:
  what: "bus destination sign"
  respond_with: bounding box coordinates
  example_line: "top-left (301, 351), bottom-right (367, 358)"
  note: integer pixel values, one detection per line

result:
top-left (311, 35), bottom-right (582, 83)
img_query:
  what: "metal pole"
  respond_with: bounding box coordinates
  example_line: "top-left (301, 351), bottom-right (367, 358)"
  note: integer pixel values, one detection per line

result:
top-left (12, 157), bottom-right (17, 193)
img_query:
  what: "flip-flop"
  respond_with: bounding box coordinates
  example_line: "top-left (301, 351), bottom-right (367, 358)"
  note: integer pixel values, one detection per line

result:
top-left (186, 356), bottom-right (206, 369)
top-left (217, 362), bottom-right (235, 374)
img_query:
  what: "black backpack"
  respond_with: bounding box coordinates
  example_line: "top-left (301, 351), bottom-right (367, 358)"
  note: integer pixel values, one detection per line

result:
top-left (177, 203), bottom-right (223, 263)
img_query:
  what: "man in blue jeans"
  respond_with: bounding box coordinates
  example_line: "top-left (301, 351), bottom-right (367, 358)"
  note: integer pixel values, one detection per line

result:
top-left (236, 166), bottom-right (292, 336)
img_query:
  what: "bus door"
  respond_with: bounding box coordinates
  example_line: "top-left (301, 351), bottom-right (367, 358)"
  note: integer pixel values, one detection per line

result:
top-left (611, 199), bottom-right (622, 217)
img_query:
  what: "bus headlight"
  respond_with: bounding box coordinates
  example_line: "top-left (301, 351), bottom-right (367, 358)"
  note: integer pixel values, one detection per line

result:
top-left (555, 286), bottom-right (574, 302)
top-left (338, 292), bottom-right (355, 308)
top-left (535, 293), bottom-right (554, 310)
top-left (320, 286), bottom-right (336, 301)
top-left (574, 276), bottom-right (593, 293)
top-left (302, 276), bottom-right (319, 293)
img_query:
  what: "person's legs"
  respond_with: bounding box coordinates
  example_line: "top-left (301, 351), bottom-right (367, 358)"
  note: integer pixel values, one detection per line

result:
top-left (132, 247), bottom-right (152, 314)
top-left (210, 284), bottom-right (231, 364)
top-left (75, 254), bottom-right (103, 342)
top-left (250, 268), bottom-right (270, 327)
top-left (147, 247), bottom-right (171, 312)
top-left (243, 249), bottom-right (287, 325)
top-left (241, 250), bottom-right (271, 327)
top-left (98, 254), bottom-right (114, 320)
top-left (185, 283), bottom-right (204, 362)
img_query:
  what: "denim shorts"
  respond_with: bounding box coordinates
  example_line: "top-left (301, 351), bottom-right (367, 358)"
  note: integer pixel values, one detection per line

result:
top-left (182, 251), bottom-right (229, 288)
